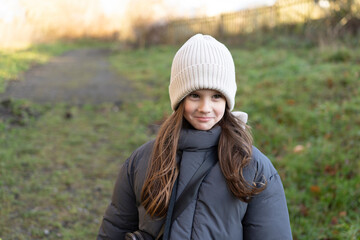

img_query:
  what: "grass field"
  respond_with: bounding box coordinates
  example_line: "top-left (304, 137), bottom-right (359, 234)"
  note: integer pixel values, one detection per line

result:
top-left (1, 37), bottom-right (359, 239)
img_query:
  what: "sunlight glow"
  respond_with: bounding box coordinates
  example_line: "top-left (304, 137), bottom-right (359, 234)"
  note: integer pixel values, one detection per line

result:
top-left (99, 0), bottom-right (129, 16)
top-left (164, 0), bottom-right (277, 17)
top-left (318, 0), bottom-right (330, 8)
top-left (0, 0), bottom-right (25, 23)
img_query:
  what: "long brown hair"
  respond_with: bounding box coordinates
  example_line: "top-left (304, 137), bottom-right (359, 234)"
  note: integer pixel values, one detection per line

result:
top-left (141, 103), bottom-right (184, 217)
top-left (141, 102), bottom-right (265, 218)
top-left (218, 108), bottom-right (265, 201)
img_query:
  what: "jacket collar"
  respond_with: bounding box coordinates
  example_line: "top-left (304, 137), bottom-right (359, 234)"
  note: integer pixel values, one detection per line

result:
top-left (177, 125), bottom-right (221, 151)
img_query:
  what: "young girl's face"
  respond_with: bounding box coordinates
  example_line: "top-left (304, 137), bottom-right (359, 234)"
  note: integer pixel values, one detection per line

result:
top-left (183, 89), bottom-right (226, 131)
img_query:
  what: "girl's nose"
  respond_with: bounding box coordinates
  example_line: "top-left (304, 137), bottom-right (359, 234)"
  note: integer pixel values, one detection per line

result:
top-left (198, 99), bottom-right (211, 113)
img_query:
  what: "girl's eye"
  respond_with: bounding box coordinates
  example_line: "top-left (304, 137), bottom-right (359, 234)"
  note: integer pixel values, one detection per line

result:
top-left (213, 94), bottom-right (223, 99)
top-left (189, 93), bottom-right (200, 98)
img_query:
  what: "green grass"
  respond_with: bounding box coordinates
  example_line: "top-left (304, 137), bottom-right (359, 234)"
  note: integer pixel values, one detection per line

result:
top-left (0, 102), bottom-right (150, 239)
top-left (1, 38), bottom-right (360, 239)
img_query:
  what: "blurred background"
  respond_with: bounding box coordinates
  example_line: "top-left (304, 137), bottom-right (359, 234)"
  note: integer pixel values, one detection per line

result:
top-left (1, 0), bottom-right (359, 49)
top-left (0, 0), bottom-right (359, 239)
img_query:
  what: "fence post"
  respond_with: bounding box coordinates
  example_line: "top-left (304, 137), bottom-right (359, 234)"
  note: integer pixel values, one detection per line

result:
top-left (218, 14), bottom-right (225, 39)
top-left (275, 2), bottom-right (280, 27)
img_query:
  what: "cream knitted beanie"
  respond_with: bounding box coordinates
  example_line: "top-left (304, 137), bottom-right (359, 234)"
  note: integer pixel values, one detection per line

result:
top-left (169, 34), bottom-right (237, 111)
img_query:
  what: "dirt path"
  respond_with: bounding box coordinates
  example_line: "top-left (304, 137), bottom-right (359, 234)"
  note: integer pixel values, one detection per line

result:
top-left (0, 48), bottom-right (134, 105)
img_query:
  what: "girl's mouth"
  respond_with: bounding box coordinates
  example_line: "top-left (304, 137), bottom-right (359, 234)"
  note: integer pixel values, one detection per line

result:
top-left (195, 117), bottom-right (213, 122)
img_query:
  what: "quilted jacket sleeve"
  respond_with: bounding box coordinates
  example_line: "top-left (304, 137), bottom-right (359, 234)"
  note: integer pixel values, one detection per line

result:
top-left (242, 147), bottom-right (292, 240)
top-left (97, 157), bottom-right (139, 239)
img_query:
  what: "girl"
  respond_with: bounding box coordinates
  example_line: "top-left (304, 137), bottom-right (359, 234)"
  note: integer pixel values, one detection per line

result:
top-left (98, 34), bottom-right (292, 240)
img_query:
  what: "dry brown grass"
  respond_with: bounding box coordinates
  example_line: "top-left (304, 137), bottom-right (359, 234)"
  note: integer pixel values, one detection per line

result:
top-left (0, 0), bottom-right (168, 49)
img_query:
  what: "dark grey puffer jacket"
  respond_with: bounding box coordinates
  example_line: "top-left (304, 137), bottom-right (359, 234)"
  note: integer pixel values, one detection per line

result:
top-left (98, 127), bottom-right (292, 239)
